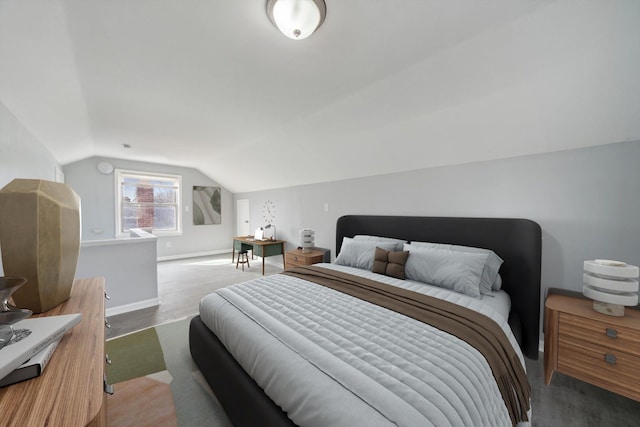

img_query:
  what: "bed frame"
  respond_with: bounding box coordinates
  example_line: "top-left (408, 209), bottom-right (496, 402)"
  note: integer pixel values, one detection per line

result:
top-left (189, 215), bottom-right (542, 427)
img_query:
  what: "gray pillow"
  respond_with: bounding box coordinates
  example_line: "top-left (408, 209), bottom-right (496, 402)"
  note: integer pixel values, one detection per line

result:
top-left (335, 237), bottom-right (398, 270)
top-left (353, 235), bottom-right (406, 252)
top-left (492, 274), bottom-right (502, 291)
top-left (403, 244), bottom-right (487, 298)
top-left (409, 241), bottom-right (503, 295)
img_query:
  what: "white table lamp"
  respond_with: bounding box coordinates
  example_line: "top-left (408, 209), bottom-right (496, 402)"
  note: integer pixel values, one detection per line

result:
top-left (264, 224), bottom-right (277, 240)
top-left (582, 259), bottom-right (639, 316)
top-left (300, 229), bottom-right (315, 253)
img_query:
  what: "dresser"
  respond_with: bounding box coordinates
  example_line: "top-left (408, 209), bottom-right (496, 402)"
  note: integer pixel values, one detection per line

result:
top-left (0, 277), bottom-right (108, 426)
top-left (544, 291), bottom-right (640, 402)
top-left (285, 249), bottom-right (326, 270)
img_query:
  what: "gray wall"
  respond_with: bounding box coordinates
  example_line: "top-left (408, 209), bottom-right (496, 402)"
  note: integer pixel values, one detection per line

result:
top-left (63, 156), bottom-right (234, 258)
top-left (236, 140), bottom-right (640, 320)
top-left (0, 102), bottom-right (61, 274)
top-left (0, 102), bottom-right (60, 189)
top-left (76, 233), bottom-right (158, 315)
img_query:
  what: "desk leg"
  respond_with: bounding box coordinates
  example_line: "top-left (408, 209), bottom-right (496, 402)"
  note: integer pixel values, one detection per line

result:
top-left (232, 241), bottom-right (235, 263)
top-left (281, 243), bottom-right (285, 269)
top-left (262, 257), bottom-right (265, 275)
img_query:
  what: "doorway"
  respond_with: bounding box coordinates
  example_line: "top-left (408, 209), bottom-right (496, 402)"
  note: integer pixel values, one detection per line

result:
top-left (236, 199), bottom-right (250, 236)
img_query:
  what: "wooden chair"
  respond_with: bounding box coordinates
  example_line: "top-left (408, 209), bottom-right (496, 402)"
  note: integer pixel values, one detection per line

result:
top-left (236, 250), bottom-right (250, 271)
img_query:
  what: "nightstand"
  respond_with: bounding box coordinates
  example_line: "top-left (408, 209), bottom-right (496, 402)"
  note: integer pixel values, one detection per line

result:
top-left (544, 290), bottom-right (640, 402)
top-left (285, 249), bottom-right (325, 270)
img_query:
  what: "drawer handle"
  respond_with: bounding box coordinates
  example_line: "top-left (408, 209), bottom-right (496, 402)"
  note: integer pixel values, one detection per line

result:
top-left (105, 354), bottom-right (112, 365)
top-left (604, 354), bottom-right (617, 365)
top-left (104, 373), bottom-right (114, 395)
top-left (104, 291), bottom-right (110, 300)
top-left (605, 328), bottom-right (618, 338)
top-left (105, 319), bottom-right (111, 329)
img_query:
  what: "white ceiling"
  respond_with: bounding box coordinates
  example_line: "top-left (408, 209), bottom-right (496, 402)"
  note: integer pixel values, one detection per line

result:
top-left (1, 0), bottom-right (639, 193)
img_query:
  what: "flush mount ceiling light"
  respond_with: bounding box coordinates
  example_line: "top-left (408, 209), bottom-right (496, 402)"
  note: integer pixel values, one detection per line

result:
top-left (266, 0), bottom-right (326, 40)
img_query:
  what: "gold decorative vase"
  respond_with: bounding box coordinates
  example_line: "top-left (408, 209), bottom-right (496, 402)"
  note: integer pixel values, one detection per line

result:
top-left (0, 179), bottom-right (81, 313)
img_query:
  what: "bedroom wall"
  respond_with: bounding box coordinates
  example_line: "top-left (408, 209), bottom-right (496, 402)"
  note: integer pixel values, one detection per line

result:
top-left (63, 156), bottom-right (234, 259)
top-left (0, 101), bottom-right (62, 274)
top-left (235, 140), bottom-right (640, 324)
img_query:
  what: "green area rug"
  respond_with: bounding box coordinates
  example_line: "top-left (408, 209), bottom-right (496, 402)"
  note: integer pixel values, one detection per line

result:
top-left (106, 317), bottom-right (233, 427)
top-left (106, 327), bottom-right (167, 384)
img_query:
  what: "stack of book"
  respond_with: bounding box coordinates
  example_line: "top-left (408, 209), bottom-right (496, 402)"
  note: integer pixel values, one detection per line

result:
top-left (0, 314), bottom-right (81, 387)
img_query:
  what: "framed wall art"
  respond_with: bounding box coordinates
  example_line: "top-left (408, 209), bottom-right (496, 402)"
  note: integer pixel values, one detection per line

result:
top-left (193, 186), bottom-right (221, 225)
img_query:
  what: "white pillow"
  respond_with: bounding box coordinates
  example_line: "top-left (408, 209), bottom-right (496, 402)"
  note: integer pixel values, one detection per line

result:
top-left (353, 235), bottom-right (406, 252)
top-left (492, 274), bottom-right (502, 291)
top-left (335, 238), bottom-right (398, 270)
top-left (403, 244), bottom-right (487, 298)
top-left (409, 241), bottom-right (503, 295)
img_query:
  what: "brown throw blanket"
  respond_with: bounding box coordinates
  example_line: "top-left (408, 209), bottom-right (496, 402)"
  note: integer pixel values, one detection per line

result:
top-left (283, 266), bottom-right (530, 425)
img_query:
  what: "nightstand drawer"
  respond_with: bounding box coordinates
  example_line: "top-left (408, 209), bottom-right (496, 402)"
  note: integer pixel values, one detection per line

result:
top-left (285, 254), bottom-right (307, 268)
top-left (285, 250), bottom-right (325, 270)
top-left (558, 338), bottom-right (640, 401)
top-left (559, 312), bottom-right (640, 356)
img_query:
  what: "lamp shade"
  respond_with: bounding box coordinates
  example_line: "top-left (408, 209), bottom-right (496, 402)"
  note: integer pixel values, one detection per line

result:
top-left (582, 259), bottom-right (639, 316)
top-left (267, 0), bottom-right (326, 40)
top-left (300, 229), bottom-right (315, 253)
top-left (264, 223), bottom-right (277, 240)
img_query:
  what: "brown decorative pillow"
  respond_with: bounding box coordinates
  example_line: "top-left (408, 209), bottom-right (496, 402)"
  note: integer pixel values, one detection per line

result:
top-left (372, 246), bottom-right (410, 279)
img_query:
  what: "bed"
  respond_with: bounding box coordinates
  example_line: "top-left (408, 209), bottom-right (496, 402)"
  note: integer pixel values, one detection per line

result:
top-left (189, 215), bottom-right (542, 426)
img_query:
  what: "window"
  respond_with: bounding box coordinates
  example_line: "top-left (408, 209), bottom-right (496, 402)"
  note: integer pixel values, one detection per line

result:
top-left (115, 169), bottom-right (182, 236)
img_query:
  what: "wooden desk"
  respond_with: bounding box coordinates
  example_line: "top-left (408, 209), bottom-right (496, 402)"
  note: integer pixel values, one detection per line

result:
top-left (0, 277), bottom-right (107, 426)
top-left (232, 236), bottom-right (285, 275)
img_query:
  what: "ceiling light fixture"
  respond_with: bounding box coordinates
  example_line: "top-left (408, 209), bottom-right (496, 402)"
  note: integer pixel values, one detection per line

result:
top-left (266, 0), bottom-right (326, 40)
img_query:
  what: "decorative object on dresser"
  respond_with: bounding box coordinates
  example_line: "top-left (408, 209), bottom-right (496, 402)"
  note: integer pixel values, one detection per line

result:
top-left (299, 228), bottom-right (314, 253)
top-left (0, 313), bottom-right (80, 382)
top-left (0, 276), bottom-right (32, 350)
top-left (285, 248), bottom-right (325, 270)
top-left (0, 337), bottom-right (62, 387)
top-left (0, 277), bottom-right (108, 426)
top-left (583, 259), bottom-right (639, 316)
top-left (544, 289), bottom-right (640, 402)
top-left (0, 179), bottom-right (81, 313)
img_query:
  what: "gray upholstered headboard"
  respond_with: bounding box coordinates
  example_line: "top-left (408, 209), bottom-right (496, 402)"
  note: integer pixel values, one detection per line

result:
top-left (336, 215), bottom-right (542, 360)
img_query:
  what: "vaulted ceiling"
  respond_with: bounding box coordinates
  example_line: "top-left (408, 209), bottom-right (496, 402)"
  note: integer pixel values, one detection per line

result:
top-left (1, 0), bottom-right (639, 193)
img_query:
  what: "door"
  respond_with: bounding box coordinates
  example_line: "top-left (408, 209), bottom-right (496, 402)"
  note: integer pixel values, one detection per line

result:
top-left (236, 199), bottom-right (250, 236)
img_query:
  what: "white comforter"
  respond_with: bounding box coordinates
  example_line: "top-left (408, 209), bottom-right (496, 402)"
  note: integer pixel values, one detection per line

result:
top-left (200, 264), bottom-right (529, 427)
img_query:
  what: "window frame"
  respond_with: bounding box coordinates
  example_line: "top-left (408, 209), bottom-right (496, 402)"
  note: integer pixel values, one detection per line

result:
top-left (114, 169), bottom-right (182, 237)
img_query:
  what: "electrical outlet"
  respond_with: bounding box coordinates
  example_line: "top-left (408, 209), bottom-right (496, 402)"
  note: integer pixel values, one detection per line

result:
top-left (324, 203), bottom-right (329, 212)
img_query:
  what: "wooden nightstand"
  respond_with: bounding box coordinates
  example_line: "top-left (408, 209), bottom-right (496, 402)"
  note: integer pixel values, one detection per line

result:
top-left (285, 249), bottom-right (325, 270)
top-left (544, 291), bottom-right (640, 402)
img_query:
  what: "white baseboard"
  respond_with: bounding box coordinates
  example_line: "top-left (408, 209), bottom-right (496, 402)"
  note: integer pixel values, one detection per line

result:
top-left (539, 338), bottom-right (544, 354)
top-left (157, 248), bottom-right (231, 262)
top-left (106, 297), bottom-right (160, 317)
